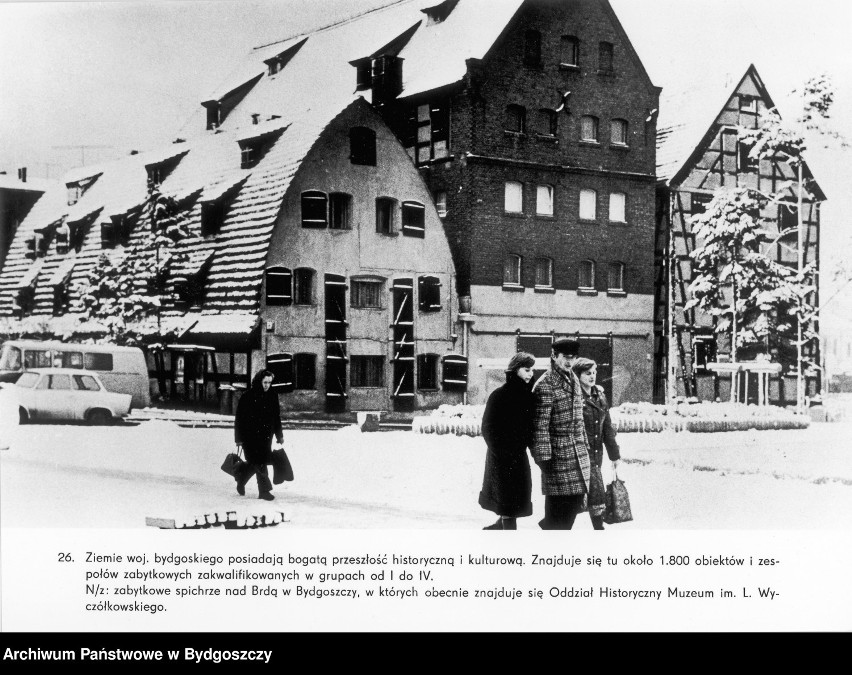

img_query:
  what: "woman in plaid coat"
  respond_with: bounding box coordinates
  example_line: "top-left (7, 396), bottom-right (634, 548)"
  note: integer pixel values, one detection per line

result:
top-left (532, 338), bottom-right (591, 530)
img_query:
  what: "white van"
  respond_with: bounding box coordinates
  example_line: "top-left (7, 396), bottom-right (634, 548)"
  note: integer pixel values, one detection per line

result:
top-left (0, 339), bottom-right (151, 408)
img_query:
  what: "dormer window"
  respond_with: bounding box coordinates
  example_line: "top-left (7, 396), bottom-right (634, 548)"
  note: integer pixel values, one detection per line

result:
top-left (422, 0), bottom-right (459, 25)
top-left (237, 127), bottom-right (284, 169)
top-left (145, 150), bottom-right (188, 187)
top-left (65, 173), bottom-right (99, 206)
top-left (101, 214), bottom-right (132, 249)
top-left (200, 176), bottom-right (248, 236)
top-left (55, 223), bottom-right (71, 255)
top-left (354, 60), bottom-right (372, 90)
top-left (204, 101), bottom-right (221, 131)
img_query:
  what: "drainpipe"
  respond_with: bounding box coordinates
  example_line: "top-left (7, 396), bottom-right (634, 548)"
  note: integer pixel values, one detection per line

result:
top-left (458, 294), bottom-right (474, 405)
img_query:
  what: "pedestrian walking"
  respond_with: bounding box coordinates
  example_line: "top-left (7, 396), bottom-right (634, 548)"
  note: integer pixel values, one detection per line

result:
top-left (531, 338), bottom-right (592, 529)
top-left (572, 357), bottom-right (621, 530)
top-left (233, 370), bottom-right (284, 501)
top-left (479, 352), bottom-right (537, 530)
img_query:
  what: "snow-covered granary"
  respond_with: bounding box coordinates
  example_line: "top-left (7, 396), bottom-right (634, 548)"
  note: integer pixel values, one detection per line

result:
top-left (0, 0), bottom-right (662, 411)
top-left (653, 65), bottom-right (825, 405)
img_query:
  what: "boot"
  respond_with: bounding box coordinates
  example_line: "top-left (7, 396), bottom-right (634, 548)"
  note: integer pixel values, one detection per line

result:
top-left (501, 517), bottom-right (517, 530)
top-left (258, 492), bottom-right (275, 501)
top-left (483, 518), bottom-right (502, 530)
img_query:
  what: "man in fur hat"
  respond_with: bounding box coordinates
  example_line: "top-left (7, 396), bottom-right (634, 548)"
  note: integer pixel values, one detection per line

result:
top-left (531, 337), bottom-right (592, 529)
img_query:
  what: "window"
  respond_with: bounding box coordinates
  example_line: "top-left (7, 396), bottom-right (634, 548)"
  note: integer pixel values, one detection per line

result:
top-left (294, 353), bottom-right (317, 390)
top-left (579, 189), bottom-right (597, 220)
top-left (523, 30), bottom-right (542, 67)
top-left (376, 198), bottom-right (396, 234)
top-left (265, 266), bottom-right (292, 306)
top-left (579, 260), bottom-right (596, 289)
top-left (67, 185), bottom-right (83, 207)
top-left (504, 181), bottom-right (523, 213)
top-left (598, 41), bottom-right (613, 73)
top-left (503, 254), bottom-right (522, 286)
top-left (738, 141), bottom-right (758, 172)
top-left (535, 257), bottom-right (553, 288)
top-left (351, 279), bottom-right (383, 308)
top-left (611, 118), bottom-right (628, 145)
top-left (61, 352), bottom-right (84, 369)
top-left (402, 201), bottom-right (426, 238)
top-left (293, 268), bottom-right (314, 305)
top-left (72, 374), bottom-right (100, 392)
top-left (408, 98), bottom-right (450, 165)
top-left (434, 191), bottom-right (447, 218)
top-left (560, 35), bottom-right (579, 66)
top-left (418, 275), bottom-right (441, 312)
top-left (418, 353), bottom-right (439, 389)
top-left (609, 192), bottom-right (626, 223)
top-left (580, 116), bottom-right (599, 142)
top-left (201, 200), bottom-right (228, 237)
top-left (538, 109), bottom-right (558, 136)
top-left (350, 127), bottom-right (377, 166)
top-left (0, 345), bottom-right (21, 370)
top-left (100, 215), bottom-right (132, 249)
top-left (441, 354), bottom-right (468, 391)
top-left (266, 353), bottom-right (294, 392)
top-left (301, 191), bottom-right (328, 228)
top-left (84, 353), bottom-right (113, 371)
top-left (693, 335), bottom-right (717, 374)
top-left (329, 193), bottom-right (351, 230)
top-left (351, 356), bottom-right (384, 388)
top-left (692, 193), bottom-right (712, 214)
top-left (607, 262), bottom-right (625, 292)
top-left (536, 184), bottom-right (554, 216)
top-left (239, 138), bottom-right (264, 169)
top-left (505, 104), bottom-right (526, 133)
top-left (24, 350), bottom-right (51, 369)
top-left (55, 224), bottom-right (70, 255)
top-left (45, 374), bottom-right (72, 390)
top-left (739, 96), bottom-right (757, 112)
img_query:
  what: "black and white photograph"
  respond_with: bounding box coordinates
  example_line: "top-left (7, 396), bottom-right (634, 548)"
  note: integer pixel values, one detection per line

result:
top-left (0, 0), bottom-right (851, 638)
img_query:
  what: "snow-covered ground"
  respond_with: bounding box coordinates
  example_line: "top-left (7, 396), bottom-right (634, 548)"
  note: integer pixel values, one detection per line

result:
top-left (2, 378), bottom-right (852, 529)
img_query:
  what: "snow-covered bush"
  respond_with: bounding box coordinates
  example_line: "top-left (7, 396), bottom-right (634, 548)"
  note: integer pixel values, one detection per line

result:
top-left (411, 400), bottom-right (809, 435)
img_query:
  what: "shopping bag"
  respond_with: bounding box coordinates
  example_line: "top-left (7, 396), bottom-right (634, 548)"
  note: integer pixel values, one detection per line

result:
top-left (603, 473), bottom-right (633, 524)
top-left (221, 451), bottom-right (246, 477)
top-left (271, 447), bottom-right (294, 484)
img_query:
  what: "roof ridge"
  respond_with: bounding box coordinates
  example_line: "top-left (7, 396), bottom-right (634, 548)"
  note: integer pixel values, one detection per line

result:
top-left (252, 0), bottom-right (414, 51)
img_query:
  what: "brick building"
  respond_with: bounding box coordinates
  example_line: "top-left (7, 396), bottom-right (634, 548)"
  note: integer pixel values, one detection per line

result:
top-left (0, 0), bottom-right (661, 411)
top-left (654, 65), bottom-right (825, 405)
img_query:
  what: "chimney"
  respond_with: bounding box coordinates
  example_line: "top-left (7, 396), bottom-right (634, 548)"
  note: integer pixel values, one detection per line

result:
top-left (17, 167), bottom-right (27, 183)
top-left (251, 113), bottom-right (260, 125)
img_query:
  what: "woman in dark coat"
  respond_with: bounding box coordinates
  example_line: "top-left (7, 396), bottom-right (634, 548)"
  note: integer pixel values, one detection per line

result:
top-left (478, 352), bottom-right (537, 530)
top-left (572, 358), bottom-right (621, 529)
top-left (234, 369), bottom-right (284, 501)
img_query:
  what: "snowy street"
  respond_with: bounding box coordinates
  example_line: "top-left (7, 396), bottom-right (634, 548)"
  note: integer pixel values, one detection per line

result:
top-left (2, 419), bottom-right (852, 530)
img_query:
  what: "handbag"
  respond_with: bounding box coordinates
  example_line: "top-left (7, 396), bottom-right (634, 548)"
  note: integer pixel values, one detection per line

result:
top-left (603, 468), bottom-right (633, 524)
top-left (221, 447), bottom-right (246, 477)
top-left (271, 447), bottom-right (294, 484)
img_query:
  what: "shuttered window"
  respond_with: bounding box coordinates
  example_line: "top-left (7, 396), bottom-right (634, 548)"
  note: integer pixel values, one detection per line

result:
top-left (266, 352), bottom-right (294, 392)
top-left (266, 267), bottom-right (292, 306)
top-left (418, 275), bottom-right (441, 312)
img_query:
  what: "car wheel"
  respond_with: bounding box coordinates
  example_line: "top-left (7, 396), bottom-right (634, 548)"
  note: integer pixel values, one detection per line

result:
top-left (87, 409), bottom-right (112, 426)
top-left (18, 408), bottom-right (29, 425)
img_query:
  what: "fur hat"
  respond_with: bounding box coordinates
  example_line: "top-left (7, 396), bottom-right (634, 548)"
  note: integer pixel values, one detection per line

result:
top-left (551, 338), bottom-right (579, 357)
top-left (506, 351), bottom-right (536, 373)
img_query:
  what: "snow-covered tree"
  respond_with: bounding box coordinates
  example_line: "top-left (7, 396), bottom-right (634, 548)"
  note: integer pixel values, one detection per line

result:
top-left (77, 180), bottom-right (190, 346)
top-left (685, 188), bottom-right (814, 359)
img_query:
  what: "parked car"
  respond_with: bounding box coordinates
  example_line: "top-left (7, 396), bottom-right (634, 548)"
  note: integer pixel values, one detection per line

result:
top-left (14, 368), bottom-right (133, 425)
top-left (0, 339), bottom-right (151, 408)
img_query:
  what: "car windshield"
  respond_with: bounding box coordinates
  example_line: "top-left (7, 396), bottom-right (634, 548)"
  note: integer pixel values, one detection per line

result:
top-left (15, 372), bottom-right (39, 389)
top-left (0, 344), bottom-right (22, 371)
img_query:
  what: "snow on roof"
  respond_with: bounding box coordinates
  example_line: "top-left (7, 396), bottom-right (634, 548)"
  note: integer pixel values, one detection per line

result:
top-left (397, 0), bottom-right (525, 98)
top-left (13, 258), bottom-right (44, 289)
top-left (64, 165), bottom-right (104, 185)
top-left (47, 256), bottom-right (77, 287)
top-left (0, 174), bottom-right (58, 193)
top-left (656, 66), bottom-right (763, 185)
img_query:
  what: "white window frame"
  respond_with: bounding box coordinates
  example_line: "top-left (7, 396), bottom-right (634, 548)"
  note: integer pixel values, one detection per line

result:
top-left (536, 184), bottom-right (554, 216)
top-left (503, 254), bottom-right (522, 286)
top-left (504, 181), bottom-right (523, 214)
top-left (609, 192), bottom-right (626, 223)
top-left (579, 189), bottom-right (597, 220)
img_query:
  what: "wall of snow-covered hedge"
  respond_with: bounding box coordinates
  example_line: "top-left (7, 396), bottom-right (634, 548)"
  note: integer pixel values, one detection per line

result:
top-left (411, 401), bottom-right (810, 435)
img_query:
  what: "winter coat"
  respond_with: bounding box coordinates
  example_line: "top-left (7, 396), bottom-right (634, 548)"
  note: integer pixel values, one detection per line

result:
top-left (478, 374), bottom-right (534, 518)
top-left (234, 387), bottom-right (284, 465)
top-left (581, 385), bottom-right (620, 468)
top-left (580, 385), bottom-right (620, 516)
top-left (532, 365), bottom-right (591, 497)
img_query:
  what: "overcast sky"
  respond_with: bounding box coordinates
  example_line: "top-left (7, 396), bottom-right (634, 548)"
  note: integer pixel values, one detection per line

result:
top-left (1, 0), bottom-right (850, 265)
